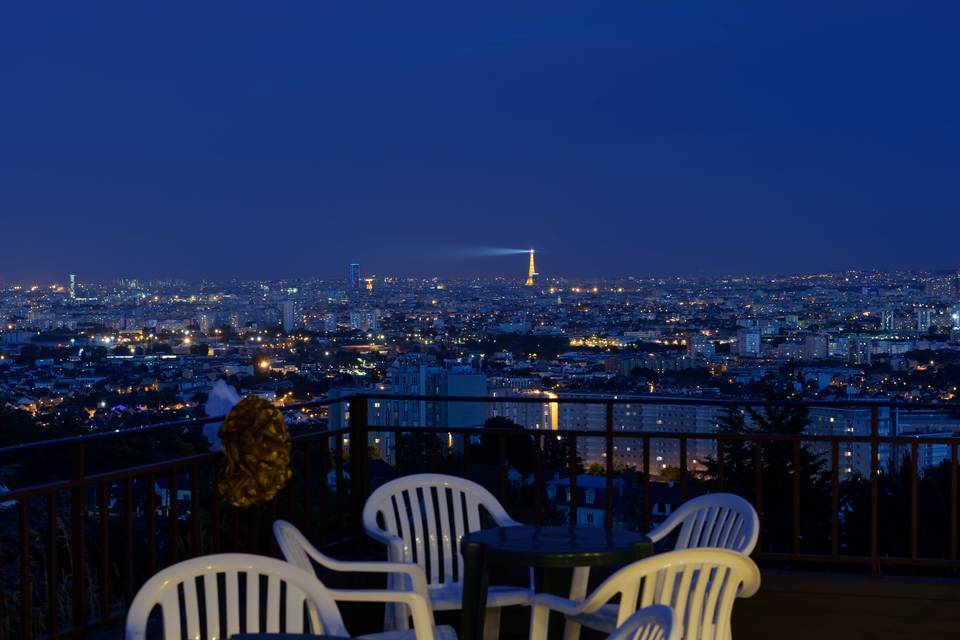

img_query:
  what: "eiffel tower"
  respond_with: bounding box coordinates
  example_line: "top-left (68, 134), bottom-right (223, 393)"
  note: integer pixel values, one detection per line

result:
top-left (524, 248), bottom-right (538, 287)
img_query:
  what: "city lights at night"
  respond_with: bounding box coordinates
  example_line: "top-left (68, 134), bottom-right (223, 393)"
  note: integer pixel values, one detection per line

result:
top-left (1, 2), bottom-right (960, 638)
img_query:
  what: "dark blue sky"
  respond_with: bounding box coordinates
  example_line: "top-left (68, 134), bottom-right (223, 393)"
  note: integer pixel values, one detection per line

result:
top-left (1, 2), bottom-right (958, 282)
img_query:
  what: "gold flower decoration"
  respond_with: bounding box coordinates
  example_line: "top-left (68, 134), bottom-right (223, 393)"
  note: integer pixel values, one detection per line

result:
top-left (217, 396), bottom-right (292, 508)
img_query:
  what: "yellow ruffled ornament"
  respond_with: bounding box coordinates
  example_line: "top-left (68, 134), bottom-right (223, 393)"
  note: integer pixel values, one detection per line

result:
top-left (217, 396), bottom-right (292, 508)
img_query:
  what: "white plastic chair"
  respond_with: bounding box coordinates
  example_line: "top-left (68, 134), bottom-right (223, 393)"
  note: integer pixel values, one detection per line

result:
top-left (647, 493), bottom-right (759, 555)
top-left (362, 473), bottom-right (533, 638)
top-left (275, 520), bottom-right (445, 635)
top-left (529, 549), bottom-right (760, 640)
top-left (607, 605), bottom-right (680, 640)
top-left (568, 493), bottom-right (759, 623)
top-left (125, 553), bottom-right (444, 640)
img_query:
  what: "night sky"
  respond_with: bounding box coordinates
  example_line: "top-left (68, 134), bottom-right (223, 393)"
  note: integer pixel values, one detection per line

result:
top-left (1, 1), bottom-right (958, 282)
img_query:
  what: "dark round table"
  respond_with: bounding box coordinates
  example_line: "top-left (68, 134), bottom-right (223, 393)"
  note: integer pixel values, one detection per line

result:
top-left (459, 525), bottom-right (652, 640)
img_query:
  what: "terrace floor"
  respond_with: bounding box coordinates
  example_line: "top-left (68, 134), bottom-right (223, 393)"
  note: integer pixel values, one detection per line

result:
top-left (93, 555), bottom-right (960, 640)
top-left (734, 569), bottom-right (960, 639)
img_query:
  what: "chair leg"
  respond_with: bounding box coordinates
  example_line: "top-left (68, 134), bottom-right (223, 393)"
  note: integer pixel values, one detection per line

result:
top-left (562, 618), bottom-right (582, 640)
top-left (483, 606), bottom-right (501, 640)
top-left (529, 605), bottom-right (550, 640)
top-left (559, 566), bottom-right (588, 640)
top-left (568, 567), bottom-right (590, 601)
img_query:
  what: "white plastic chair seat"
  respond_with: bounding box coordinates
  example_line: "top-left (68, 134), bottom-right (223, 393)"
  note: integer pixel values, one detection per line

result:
top-left (566, 603), bottom-right (619, 634)
top-left (427, 583), bottom-right (533, 611)
top-left (363, 473), bottom-right (534, 637)
top-left (528, 549), bottom-right (760, 640)
top-left (359, 624), bottom-right (458, 640)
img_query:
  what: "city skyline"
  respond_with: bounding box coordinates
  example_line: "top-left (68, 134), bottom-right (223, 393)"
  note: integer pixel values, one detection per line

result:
top-left (2, 1), bottom-right (959, 281)
top-left (6, 262), bottom-right (960, 288)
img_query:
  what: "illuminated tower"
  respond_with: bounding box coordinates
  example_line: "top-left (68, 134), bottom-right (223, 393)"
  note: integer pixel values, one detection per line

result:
top-left (69, 274), bottom-right (76, 299)
top-left (525, 249), bottom-right (538, 287)
top-left (348, 263), bottom-right (361, 289)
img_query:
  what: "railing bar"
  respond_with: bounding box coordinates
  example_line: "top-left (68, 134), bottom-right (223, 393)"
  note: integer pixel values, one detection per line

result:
top-left (831, 441), bottom-right (840, 557)
top-left (792, 440), bottom-right (801, 557)
top-left (348, 395), bottom-right (369, 542)
top-left (717, 437), bottom-right (725, 492)
top-left (318, 437), bottom-right (330, 541)
top-left (191, 461), bottom-right (201, 555)
top-left (569, 433), bottom-right (578, 524)
top-left (534, 432), bottom-right (543, 525)
top-left (952, 442), bottom-right (958, 562)
top-left (20, 498), bottom-right (32, 639)
top-left (71, 444), bottom-right (86, 627)
top-left (4, 394), bottom-right (959, 458)
top-left (642, 435), bottom-right (651, 532)
top-left (231, 505), bottom-right (240, 553)
top-left (270, 498), bottom-right (279, 556)
top-left (210, 460), bottom-right (221, 554)
top-left (497, 433), bottom-right (507, 505)
top-left (394, 431), bottom-right (403, 477)
top-left (753, 440), bottom-right (763, 552)
top-left (303, 439), bottom-right (314, 539)
top-left (679, 436), bottom-right (688, 503)
top-left (911, 441), bottom-right (919, 561)
top-left (335, 434), bottom-right (345, 506)
top-left (124, 478), bottom-right (134, 603)
top-left (169, 468), bottom-right (179, 563)
top-left (605, 402), bottom-right (615, 529)
top-left (461, 431), bottom-right (470, 478)
top-left (147, 472), bottom-right (156, 577)
top-left (252, 503), bottom-right (262, 554)
top-left (47, 492), bottom-right (58, 636)
top-left (429, 432), bottom-right (438, 473)
top-left (870, 405), bottom-right (880, 576)
top-left (98, 481), bottom-right (109, 621)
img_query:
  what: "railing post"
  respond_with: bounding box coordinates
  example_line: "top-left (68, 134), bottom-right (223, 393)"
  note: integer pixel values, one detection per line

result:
top-left (19, 498), bottom-right (31, 639)
top-left (605, 402), bottom-right (614, 529)
top-left (534, 432), bottom-right (543, 525)
top-left (870, 404), bottom-right (880, 576)
top-left (348, 395), bottom-right (369, 543)
top-left (568, 434), bottom-right (578, 525)
top-left (70, 443), bottom-right (86, 629)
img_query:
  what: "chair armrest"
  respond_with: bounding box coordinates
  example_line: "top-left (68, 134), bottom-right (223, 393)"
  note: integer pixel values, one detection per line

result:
top-left (530, 593), bottom-right (585, 616)
top-left (646, 515), bottom-right (681, 544)
top-left (363, 528), bottom-right (409, 563)
top-left (494, 516), bottom-right (523, 528)
top-left (313, 556), bottom-right (429, 597)
top-left (330, 589), bottom-right (437, 640)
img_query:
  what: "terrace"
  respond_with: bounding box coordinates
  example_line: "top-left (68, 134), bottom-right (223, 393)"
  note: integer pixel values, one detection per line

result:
top-left (3, 394), bottom-right (960, 638)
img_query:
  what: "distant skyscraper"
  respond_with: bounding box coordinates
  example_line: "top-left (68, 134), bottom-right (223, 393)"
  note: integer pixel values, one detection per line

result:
top-left (803, 335), bottom-right (829, 360)
top-left (349, 263), bottom-right (361, 289)
top-left (850, 336), bottom-right (872, 365)
top-left (68, 274), bottom-right (76, 299)
top-left (881, 308), bottom-right (894, 331)
top-left (524, 249), bottom-right (538, 287)
top-left (916, 308), bottom-right (932, 333)
top-left (737, 328), bottom-right (762, 358)
top-left (281, 300), bottom-right (297, 332)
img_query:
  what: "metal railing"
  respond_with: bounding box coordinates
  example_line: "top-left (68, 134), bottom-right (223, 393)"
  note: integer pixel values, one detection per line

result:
top-left (2, 393), bottom-right (960, 638)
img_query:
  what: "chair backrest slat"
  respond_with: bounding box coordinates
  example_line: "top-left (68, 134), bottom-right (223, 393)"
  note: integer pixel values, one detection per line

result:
top-left (590, 549), bottom-right (759, 640)
top-left (125, 553), bottom-right (344, 640)
top-left (246, 568), bottom-right (259, 632)
top-left (661, 494), bottom-right (758, 555)
top-left (225, 570), bottom-right (241, 637)
top-left (363, 474), bottom-right (516, 587)
top-left (422, 486), bottom-right (440, 583)
top-left (606, 604), bottom-right (677, 640)
top-left (435, 486), bottom-right (455, 583)
top-left (203, 573), bottom-right (220, 640)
